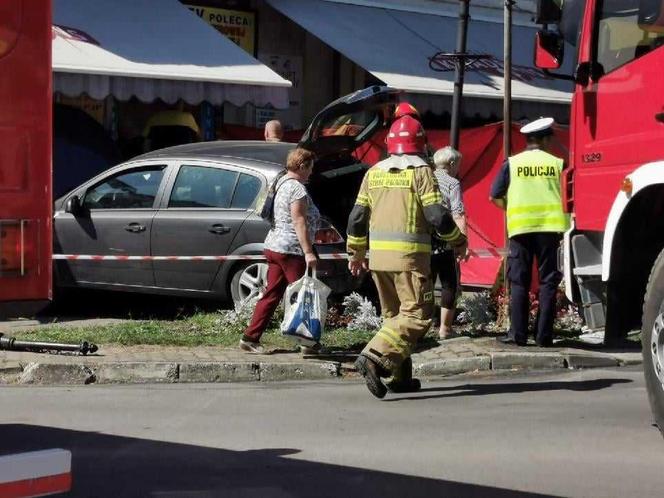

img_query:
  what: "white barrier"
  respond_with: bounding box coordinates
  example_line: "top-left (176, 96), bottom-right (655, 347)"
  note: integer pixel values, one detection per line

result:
top-left (0, 449), bottom-right (72, 497)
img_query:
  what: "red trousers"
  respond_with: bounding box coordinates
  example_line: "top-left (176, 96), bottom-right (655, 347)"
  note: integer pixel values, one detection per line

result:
top-left (243, 249), bottom-right (306, 342)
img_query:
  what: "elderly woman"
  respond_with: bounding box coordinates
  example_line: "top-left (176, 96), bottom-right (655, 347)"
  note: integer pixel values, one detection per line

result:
top-left (432, 146), bottom-right (467, 340)
top-left (240, 148), bottom-right (320, 353)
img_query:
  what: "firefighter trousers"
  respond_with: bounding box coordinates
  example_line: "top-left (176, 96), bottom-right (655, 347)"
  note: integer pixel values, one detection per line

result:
top-left (361, 270), bottom-right (434, 376)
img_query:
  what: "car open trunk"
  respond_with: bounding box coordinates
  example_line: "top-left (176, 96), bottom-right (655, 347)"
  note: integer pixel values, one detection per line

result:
top-left (298, 85), bottom-right (399, 233)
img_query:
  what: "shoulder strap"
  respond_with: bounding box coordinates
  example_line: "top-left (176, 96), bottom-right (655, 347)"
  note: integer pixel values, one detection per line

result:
top-left (275, 176), bottom-right (297, 193)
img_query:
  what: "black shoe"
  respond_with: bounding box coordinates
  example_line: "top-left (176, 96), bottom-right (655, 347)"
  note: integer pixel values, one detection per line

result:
top-left (497, 334), bottom-right (527, 346)
top-left (387, 378), bottom-right (421, 393)
top-left (354, 355), bottom-right (387, 399)
top-left (535, 337), bottom-right (553, 347)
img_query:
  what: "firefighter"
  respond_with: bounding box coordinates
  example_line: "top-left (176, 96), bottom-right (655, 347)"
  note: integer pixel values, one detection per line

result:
top-left (347, 115), bottom-right (467, 399)
top-left (393, 102), bottom-right (420, 120)
top-left (489, 117), bottom-right (570, 347)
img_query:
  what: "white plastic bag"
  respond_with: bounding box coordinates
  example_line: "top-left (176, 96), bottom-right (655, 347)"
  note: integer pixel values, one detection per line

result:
top-left (280, 266), bottom-right (331, 346)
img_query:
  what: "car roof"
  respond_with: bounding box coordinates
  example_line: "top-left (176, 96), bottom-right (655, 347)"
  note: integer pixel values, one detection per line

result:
top-left (135, 140), bottom-right (295, 176)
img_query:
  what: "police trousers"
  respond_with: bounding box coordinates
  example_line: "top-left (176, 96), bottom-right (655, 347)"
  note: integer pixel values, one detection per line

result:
top-left (507, 232), bottom-right (562, 344)
top-left (361, 270), bottom-right (434, 376)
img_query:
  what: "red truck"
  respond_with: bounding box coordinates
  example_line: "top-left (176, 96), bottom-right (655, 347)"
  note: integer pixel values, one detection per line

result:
top-left (0, 1), bottom-right (53, 317)
top-left (534, 0), bottom-right (664, 433)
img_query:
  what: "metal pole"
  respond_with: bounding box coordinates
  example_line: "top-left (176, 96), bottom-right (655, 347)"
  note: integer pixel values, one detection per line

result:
top-left (503, 0), bottom-right (513, 158)
top-left (450, 0), bottom-right (470, 150)
top-left (502, 0), bottom-right (514, 328)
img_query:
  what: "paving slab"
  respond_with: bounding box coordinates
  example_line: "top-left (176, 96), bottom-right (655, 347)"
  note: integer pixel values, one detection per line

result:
top-left (414, 356), bottom-right (490, 377)
top-left (179, 362), bottom-right (259, 383)
top-left (259, 361), bottom-right (340, 381)
top-left (94, 362), bottom-right (179, 384)
top-left (490, 352), bottom-right (566, 371)
top-left (564, 353), bottom-right (620, 369)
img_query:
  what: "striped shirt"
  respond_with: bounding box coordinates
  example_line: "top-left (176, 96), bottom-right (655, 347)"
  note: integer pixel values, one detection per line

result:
top-left (434, 169), bottom-right (464, 215)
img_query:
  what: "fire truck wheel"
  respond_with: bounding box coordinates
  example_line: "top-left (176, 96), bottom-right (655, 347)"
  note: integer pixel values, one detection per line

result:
top-left (230, 262), bottom-right (269, 310)
top-left (642, 246), bottom-right (664, 438)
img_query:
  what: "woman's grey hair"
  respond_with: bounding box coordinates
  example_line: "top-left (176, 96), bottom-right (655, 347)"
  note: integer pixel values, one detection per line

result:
top-left (433, 146), bottom-right (463, 174)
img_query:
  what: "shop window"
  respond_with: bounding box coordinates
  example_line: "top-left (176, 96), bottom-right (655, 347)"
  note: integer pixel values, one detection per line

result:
top-left (84, 166), bottom-right (165, 210)
top-left (595, 0), bottom-right (664, 75)
top-left (230, 174), bottom-right (261, 209)
top-left (169, 165), bottom-right (238, 208)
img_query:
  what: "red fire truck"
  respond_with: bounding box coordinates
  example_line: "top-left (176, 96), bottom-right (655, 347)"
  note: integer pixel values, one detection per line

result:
top-left (0, 1), bottom-right (53, 317)
top-left (534, 0), bottom-right (664, 432)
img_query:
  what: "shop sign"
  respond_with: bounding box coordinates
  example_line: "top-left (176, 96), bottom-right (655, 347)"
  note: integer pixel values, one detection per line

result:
top-left (256, 107), bottom-right (276, 128)
top-left (185, 5), bottom-right (256, 55)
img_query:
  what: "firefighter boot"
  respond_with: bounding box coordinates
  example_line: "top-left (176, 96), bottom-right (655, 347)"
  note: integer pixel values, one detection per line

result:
top-left (386, 357), bottom-right (421, 393)
top-left (354, 355), bottom-right (387, 399)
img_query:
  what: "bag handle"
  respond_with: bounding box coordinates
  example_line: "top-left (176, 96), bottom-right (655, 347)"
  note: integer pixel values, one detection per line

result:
top-left (304, 263), bottom-right (317, 280)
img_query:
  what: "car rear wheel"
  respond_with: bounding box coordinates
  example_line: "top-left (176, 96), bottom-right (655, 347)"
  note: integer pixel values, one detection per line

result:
top-left (230, 262), bottom-right (269, 309)
top-left (642, 246), bottom-right (664, 438)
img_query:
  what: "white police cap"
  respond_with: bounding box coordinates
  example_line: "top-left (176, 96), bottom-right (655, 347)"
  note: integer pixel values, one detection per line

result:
top-left (520, 117), bottom-right (554, 137)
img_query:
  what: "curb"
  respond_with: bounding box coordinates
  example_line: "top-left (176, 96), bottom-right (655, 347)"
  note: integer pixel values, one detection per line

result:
top-left (0, 351), bottom-right (642, 385)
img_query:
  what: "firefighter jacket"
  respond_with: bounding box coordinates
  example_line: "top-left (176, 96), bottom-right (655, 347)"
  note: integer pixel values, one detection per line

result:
top-left (346, 155), bottom-right (466, 272)
top-left (506, 149), bottom-right (570, 237)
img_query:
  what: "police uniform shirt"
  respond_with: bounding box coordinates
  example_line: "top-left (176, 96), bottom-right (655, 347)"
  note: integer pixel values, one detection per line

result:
top-left (490, 159), bottom-right (511, 199)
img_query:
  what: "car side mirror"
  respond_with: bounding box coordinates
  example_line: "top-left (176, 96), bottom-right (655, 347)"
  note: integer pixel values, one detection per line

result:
top-left (534, 30), bottom-right (564, 70)
top-left (65, 195), bottom-right (83, 216)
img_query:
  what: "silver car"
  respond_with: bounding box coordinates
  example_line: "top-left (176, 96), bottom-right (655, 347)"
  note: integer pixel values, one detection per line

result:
top-left (53, 86), bottom-right (401, 306)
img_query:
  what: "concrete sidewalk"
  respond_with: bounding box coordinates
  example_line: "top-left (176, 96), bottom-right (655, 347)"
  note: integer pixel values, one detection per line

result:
top-left (0, 335), bottom-right (642, 385)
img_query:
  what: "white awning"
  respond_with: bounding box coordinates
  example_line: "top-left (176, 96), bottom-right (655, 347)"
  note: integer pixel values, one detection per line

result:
top-left (267, 0), bottom-right (573, 103)
top-left (52, 0), bottom-right (291, 108)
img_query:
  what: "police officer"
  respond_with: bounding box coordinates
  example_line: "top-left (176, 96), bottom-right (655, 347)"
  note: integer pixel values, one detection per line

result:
top-left (347, 115), bottom-right (467, 398)
top-left (489, 117), bottom-right (570, 347)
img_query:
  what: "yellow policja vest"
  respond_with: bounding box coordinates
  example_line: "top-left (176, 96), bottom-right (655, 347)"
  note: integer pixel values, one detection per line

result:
top-left (506, 149), bottom-right (570, 237)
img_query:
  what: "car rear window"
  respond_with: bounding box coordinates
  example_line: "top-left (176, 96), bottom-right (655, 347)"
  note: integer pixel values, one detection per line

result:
top-left (169, 165), bottom-right (238, 208)
top-left (231, 173), bottom-right (262, 209)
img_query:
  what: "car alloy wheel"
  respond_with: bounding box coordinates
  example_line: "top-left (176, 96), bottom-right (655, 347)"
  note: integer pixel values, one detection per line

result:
top-left (232, 262), bottom-right (268, 308)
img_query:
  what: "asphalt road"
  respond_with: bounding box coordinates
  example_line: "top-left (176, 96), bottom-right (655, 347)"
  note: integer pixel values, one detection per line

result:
top-left (2, 367), bottom-right (663, 497)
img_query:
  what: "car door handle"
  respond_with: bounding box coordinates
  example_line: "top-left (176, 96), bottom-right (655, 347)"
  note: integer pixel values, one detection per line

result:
top-left (124, 223), bottom-right (146, 233)
top-left (656, 112), bottom-right (664, 123)
top-left (209, 224), bottom-right (231, 235)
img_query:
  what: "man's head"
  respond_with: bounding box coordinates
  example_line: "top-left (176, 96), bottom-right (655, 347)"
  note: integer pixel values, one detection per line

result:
top-left (433, 146), bottom-right (462, 177)
top-left (264, 120), bottom-right (283, 142)
top-left (386, 115), bottom-right (427, 155)
top-left (520, 117), bottom-right (554, 150)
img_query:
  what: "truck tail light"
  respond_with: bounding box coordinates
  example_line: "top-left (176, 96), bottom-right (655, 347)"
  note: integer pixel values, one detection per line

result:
top-left (314, 219), bottom-right (344, 245)
top-left (561, 167), bottom-right (575, 213)
top-left (0, 220), bottom-right (26, 275)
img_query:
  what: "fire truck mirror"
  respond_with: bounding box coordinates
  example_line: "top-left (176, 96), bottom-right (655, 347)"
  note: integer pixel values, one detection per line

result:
top-left (534, 30), bottom-right (564, 70)
top-left (535, 0), bottom-right (562, 24)
top-left (639, 0), bottom-right (664, 30)
top-left (65, 195), bottom-right (83, 216)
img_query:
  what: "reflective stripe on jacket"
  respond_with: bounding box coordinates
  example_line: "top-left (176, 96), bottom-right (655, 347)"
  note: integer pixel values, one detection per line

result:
top-left (347, 160), bottom-right (465, 272)
top-left (506, 149), bottom-right (570, 238)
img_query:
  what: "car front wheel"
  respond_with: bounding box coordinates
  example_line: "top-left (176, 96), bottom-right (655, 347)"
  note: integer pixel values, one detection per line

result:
top-left (642, 246), bottom-right (664, 438)
top-left (230, 262), bottom-right (269, 309)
